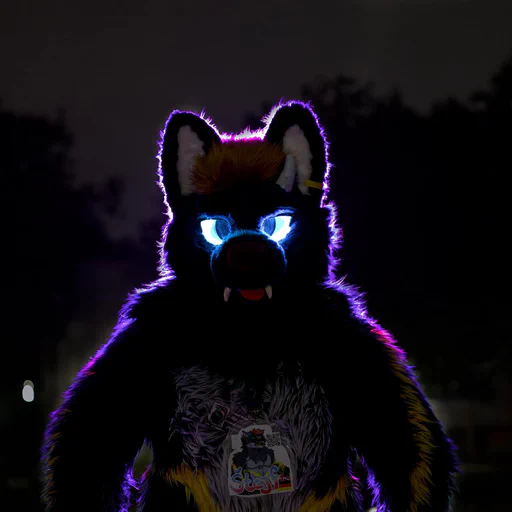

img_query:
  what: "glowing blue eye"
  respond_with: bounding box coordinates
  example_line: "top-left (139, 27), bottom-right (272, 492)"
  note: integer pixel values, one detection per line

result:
top-left (261, 215), bottom-right (293, 242)
top-left (200, 218), bottom-right (231, 245)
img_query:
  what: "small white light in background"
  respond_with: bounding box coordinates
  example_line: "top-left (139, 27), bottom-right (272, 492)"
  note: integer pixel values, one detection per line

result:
top-left (367, 508), bottom-right (377, 512)
top-left (22, 380), bottom-right (34, 402)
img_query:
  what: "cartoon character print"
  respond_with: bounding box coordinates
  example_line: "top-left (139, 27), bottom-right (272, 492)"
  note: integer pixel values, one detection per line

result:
top-left (233, 429), bottom-right (275, 477)
top-left (229, 424), bottom-right (293, 497)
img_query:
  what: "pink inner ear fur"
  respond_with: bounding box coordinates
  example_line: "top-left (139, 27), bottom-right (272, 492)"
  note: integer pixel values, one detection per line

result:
top-left (176, 126), bottom-right (205, 196)
top-left (282, 125), bottom-right (313, 195)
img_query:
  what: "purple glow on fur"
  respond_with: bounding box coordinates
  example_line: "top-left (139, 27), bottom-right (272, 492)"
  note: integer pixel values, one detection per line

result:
top-left (365, 467), bottom-right (385, 512)
top-left (121, 465), bottom-right (138, 512)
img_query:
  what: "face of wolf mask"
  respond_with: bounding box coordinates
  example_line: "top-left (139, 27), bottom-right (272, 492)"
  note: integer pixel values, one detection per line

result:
top-left (158, 102), bottom-right (334, 311)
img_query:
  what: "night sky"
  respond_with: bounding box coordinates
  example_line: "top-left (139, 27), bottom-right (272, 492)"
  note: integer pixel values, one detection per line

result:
top-left (2, 0), bottom-right (511, 237)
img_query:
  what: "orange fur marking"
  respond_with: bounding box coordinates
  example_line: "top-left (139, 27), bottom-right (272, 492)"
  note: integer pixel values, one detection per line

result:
top-left (192, 141), bottom-right (286, 194)
top-left (299, 473), bottom-right (352, 512)
top-left (163, 464), bottom-right (353, 511)
top-left (163, 464), bottom-right (220, 512)
top-left (373, 328), bottom-right (437, 512)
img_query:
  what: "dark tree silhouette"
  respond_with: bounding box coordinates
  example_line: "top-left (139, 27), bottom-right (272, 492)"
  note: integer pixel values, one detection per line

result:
top-left (243, 55), bottom-right (511, 400)
top-left (0, 103), bottom-right (123, 510)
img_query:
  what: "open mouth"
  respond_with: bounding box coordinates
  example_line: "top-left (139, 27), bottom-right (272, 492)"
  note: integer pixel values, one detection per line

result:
top-left (224, 285), bottom-right (272, 302)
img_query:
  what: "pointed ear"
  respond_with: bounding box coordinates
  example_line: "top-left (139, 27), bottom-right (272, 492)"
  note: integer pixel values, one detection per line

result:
top-left (264, 102), bottom-right (327, 203)
top-left (159, 111), bottom-right (221, 207)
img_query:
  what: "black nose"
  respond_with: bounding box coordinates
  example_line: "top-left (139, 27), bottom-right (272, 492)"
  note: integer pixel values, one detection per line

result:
top-left (212, 233), bottom-right (286, 289)
top-left (227, 240), bottom-right (271, 273)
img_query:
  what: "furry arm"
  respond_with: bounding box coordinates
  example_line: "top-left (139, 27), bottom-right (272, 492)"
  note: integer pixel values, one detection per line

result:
top-left (41, 319), bottom-right (155, 511)
top-left (347, 325), bottom-right (459, 512)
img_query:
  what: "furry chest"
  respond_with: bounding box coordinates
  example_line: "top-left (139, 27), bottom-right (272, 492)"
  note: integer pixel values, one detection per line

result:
top-left (168, 365), bottom-right (333, 511)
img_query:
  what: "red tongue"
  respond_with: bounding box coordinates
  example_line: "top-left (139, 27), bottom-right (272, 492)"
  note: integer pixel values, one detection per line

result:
top-left (239, 289), bottom-right (265, 301)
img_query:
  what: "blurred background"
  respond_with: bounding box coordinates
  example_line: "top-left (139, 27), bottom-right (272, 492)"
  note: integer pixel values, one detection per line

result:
top-left (1, 1), bottom-right (511, 511)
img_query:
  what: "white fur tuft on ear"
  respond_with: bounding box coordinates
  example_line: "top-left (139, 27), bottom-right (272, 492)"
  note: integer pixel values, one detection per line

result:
top-left (177, 126), bottom-right (205, 196)
top-left (276, 154), bottom-right (296, 193)
top-left (282, 125), bottom-right (313, 195)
